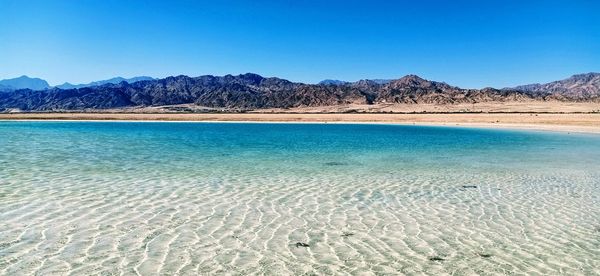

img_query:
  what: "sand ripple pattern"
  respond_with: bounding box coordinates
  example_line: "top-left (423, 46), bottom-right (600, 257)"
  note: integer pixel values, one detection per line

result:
top-left (1, 122), bottom-right (600, 275)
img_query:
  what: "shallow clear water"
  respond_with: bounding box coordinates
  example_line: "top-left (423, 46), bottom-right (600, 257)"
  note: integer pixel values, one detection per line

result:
top-left (1, 121), bottom-right (599, 275)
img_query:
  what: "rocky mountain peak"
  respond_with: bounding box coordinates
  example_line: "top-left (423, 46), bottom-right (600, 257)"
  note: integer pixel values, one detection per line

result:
top-left (513, 72), bottom-right (600, 99)
top-left (570, 72), bottom-right (600, 81)
top-left (237, 73), bottom-right (265, 85)
top-left (386, 75), bottom-right (448, 90)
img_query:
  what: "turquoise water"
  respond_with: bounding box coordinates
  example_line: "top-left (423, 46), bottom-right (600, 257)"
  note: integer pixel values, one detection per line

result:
top-left (1, 122), bottom-right (599, 275)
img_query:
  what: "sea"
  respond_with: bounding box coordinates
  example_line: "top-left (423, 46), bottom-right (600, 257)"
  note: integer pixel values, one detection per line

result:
top-left (1, 121), bottom-right (599, 275)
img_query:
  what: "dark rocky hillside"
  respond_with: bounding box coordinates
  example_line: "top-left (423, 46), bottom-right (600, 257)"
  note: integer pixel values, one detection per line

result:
top-left (511, 73), bottom-right (600, 100)
top-left (1, 73), bottom-right (599, 111)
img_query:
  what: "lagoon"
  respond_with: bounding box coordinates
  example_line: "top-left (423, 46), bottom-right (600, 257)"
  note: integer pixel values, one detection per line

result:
top-left (1, 122), bottom-right (599, 274)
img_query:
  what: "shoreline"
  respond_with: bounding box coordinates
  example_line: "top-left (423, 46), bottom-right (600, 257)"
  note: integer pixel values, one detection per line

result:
top-left (2, 119), bottom-right (599, 135)
top-left (2, 112), bottom-right (600, 134)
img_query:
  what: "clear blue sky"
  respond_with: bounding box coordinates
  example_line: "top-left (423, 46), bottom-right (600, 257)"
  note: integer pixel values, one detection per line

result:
top-left (1, 0), bottom-right (598, 88)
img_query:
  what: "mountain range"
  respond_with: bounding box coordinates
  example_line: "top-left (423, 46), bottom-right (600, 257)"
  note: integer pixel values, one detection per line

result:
top-left (511, 73), bottom-right (600, 99)
top-left (0, 73), bottom-right (598, 111)
top-left (0, 76), bottom-right (154, 91)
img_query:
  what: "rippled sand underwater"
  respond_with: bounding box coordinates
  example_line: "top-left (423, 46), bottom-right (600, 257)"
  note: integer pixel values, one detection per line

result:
top-left (1, 122), bottom-right (599, 275)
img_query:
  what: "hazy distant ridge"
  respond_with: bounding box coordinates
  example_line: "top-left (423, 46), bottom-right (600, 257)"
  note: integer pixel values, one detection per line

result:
top-left (56, 76), bottom-right (155, 89)
top-left (319, 79), bottom-right (392, 85)
top-left (0, 76), bottom-right (50, 91)
top-left (0, 76), bottom-right (154, 91)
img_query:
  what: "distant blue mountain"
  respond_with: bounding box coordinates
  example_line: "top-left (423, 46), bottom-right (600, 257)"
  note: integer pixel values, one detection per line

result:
top-left (0, 75), bottom-right (50, 91)
top-left (319, 79), bottom-right (392, 85)
top-left (56, 76), bottom-right (154, 89)
top-left (368, 79), bottom-right (392, 85)
top-left (318, 79), bottom-right (349, 85)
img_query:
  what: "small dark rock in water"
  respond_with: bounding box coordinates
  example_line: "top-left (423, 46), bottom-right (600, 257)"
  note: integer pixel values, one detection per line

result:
top-left (429, 256), bottom-right (445, 261)
top-left (479, 253), bottom-right (492, 258)
top-left (324, 161), bottom-right (347, 166)
top-left (341, 232), bottom-right (354, 237)
top-left (462, 185), bottom-right (478, 189)
top-left (295, 242), bottom-right (309, 248)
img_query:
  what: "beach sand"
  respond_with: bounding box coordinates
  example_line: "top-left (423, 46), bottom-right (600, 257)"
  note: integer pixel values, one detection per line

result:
top-left (1, 112), bottom-right (600, 134)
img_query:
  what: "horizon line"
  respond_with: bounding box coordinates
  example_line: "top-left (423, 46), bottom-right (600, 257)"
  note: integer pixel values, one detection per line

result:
top-left (2, 71), bottom-right (599, 90)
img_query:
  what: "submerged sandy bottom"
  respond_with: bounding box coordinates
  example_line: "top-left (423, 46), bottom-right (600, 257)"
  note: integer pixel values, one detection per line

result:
top-left (1, 122), bottom-right (599, 275)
